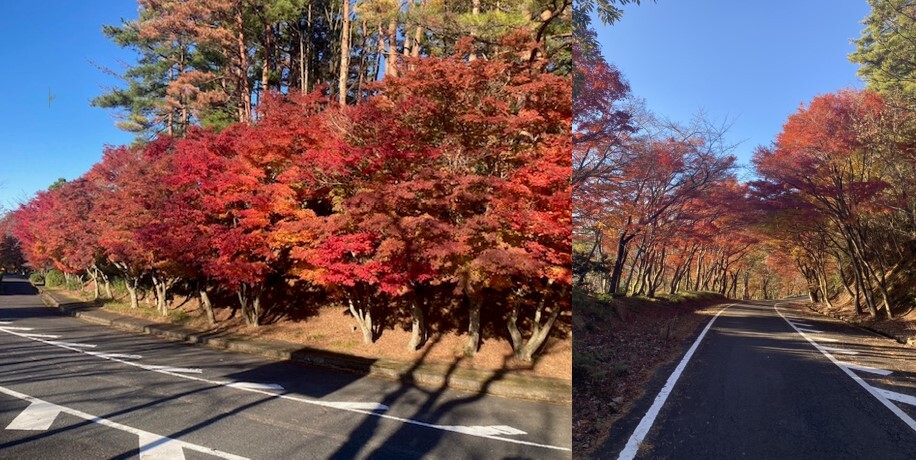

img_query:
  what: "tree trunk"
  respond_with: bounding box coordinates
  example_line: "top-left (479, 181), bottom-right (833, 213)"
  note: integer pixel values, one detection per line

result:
top-left (407, 289), bottom-right (426, 351)
top-left (464, 294), bottom-right (482, 356)
top-left (347, 294), bottom-right (373, 344)
top-left (199, 283), bottom-right (216, 325)
top-left (338, 0), bottom-right (351, 105)
top-left (508, 297), bottom-right (563, 362)
top-left (125, 277), bottom-right (139, 309)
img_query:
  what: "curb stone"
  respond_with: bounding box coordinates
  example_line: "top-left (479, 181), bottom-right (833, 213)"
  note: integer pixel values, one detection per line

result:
top-left (35, 287), bottom-right (571, 403)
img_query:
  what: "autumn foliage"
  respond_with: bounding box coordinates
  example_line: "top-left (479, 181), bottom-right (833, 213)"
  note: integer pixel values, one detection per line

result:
top-left (12, 50), bottom-right (571, 361)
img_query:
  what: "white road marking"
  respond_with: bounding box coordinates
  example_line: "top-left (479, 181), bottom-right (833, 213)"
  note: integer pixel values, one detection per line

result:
top-left (93, 353), bottom-right (143, 360)
top-left (812, 337), bottom-right (840, 343)
top-left (0, 326), bottom-right (33, 331)
top-left (444, 425), bottom-right (528, 436)
top-left (226, 382), bottom-right (285, 391)
top-left (21, 333), bottom-right (61, 339)
top-left (138, 432), bottom-right (187, 460)
top-left (0, 320), bottom-right (570, 452)
top-left (323, 402), bottom-right (389, 411)
top-left (775, 303), bottom-right (916, 433)
top-left (0, 385), bottom-right (247, 459)
top-left (6, 400), bottom-right (63, 430)
top-left (618, 303), bottom-right (735, 460)
top-left (874, 388), bottom-right (916, 407)
top-left (47, 341), bottom-right (96, 348)
top-left (841, 363), bottom-right (893, 376)
top-left (0, 321), bottom-right (12, 325)
top-left (820, 346), bottom-right (859, 355)
top-left (789, 321), bottom-right (814, 327)
top-left (144, 365), bottom-right (202, 374)
top-left (796, 327), bottom-right (823, 334)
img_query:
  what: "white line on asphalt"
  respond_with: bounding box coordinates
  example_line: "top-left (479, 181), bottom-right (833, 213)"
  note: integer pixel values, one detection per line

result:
top-left (789, 321), bottom-right (814, 327)
top-left (0, 384), bottom-right (247, 460)
top-left (820, 346), bottom-right (859, 355)
top-left (6, 400), bottom-right (63, 430)
top-left (323, 402), bottom-right (390, 411)
top-left (775, 303), bottom-right (916, 433)
top-left (0, 326), bottom-right (33, 331)
top-left (874, 388), bottom-right (916, 407)
top-left (841, 362), bottom-right (893, 376)
top-left (0, 321), bottom-right (12, 325)
top-left (812, 337), bottom-right (840, 342)
top-left (0, 320), bottom-right (569, 452)
top-left (796, 327), bottom-right (824, 334)
top-left (145, 365), bottom-right (202, 374)
top-left (442, 425), bottom-right (528, 436)
top-left (618, 303), bottom-right (735, 460)
top-left (47, 341), bottom-right (96, 348)
top-left (138, 432), bottom-right (187, 460)
top-left (92, 352), bottom-right (143, 360)
top-left (226, 382), bottom-right (285, 391)
top-left (21, 333), bottom-right (61, 339)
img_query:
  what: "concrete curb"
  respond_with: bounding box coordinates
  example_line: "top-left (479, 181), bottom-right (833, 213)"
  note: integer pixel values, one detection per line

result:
top-left (36, 288), bottom-right (571, 404)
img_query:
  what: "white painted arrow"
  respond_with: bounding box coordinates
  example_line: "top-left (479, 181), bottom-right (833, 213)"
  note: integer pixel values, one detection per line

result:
top-left (138, 432), bottom-right (186, 460)
top-left (6, 400), bottom-right (63, 430)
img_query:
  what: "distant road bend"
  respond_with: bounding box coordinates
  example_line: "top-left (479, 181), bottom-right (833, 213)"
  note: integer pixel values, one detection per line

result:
top-left (603, 299), bottom-right (916, 460)
top-left (0, 276), bottom-right (572, 459)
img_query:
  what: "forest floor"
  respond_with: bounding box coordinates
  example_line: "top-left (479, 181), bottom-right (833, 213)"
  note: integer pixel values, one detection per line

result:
top-left (44, 286), bottom-right (572, 381)
top-left (806, 300), bottom-right (916, 346)
top-left (572, 290), bottom-right (728, 454)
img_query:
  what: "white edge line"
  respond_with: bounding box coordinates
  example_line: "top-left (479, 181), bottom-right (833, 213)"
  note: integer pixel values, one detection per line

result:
top-left (0, 323), bottom-right (570, 452)
top-left (0, 384), bottom-right (248, 460)
top-left (775, 303), bottom-right (916, 433)
top-left (617, 303), bottom-right (734, 460)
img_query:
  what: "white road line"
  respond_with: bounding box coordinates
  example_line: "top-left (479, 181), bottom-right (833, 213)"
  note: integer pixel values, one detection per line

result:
top-left (796, 327), bottom-right (823, 334)
top-left (820, 346), bottom-right (859, 355)
top-left (47, 341), bottom-right (96, 348)
top-left (618, 303), bottom-right (735, 460)
top-left (874, 388), bottom-right (916, 407)
top-left (812, 337), bottom-right (840, 343)
top-left (775, 303), bottom-right (916, 433)
top-left (0, 385), bottom-right (247, 459)
top-left (0, 321), bottom-right (12, 325)
top-left (841, 362), bottom-right (893, 376)
top-left (0, 320), bottom-right (569, 452)
top-left (93, 353), bottom-right (143, 360)
top-left (789, 321), bottom-right (814, 327)
top-left (226, 382), bottom-right (284, 391)
top-left (323, 402), bottom-right (389, 411)
top-left (6, 400), bottom-right (63, 430)
top-left (21, 333), bottom-right (61, 339)
top-left (443, 425), bottom-right (528, 436)
top-left (144, 365), bottom-right (202, 374)
top-left (0, 326), bottom-right (33, 331)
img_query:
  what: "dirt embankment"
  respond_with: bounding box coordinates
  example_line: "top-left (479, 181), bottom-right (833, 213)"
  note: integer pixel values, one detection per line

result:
top-left (573, 290), bottom-right (729, 455)
top-left (46, 286), bottom-right (572, 381)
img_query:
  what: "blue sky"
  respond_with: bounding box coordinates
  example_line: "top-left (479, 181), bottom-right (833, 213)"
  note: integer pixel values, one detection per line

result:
top-left (0, 1), bottom-right (138, 209)
top-left (597, 0), bottom-right (872, 177)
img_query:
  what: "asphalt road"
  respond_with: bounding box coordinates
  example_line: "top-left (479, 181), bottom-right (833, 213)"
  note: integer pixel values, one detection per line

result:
top-left (600, 299), bottom-right (916, 460)
top-left (0, 276), bottom-right (571, 459)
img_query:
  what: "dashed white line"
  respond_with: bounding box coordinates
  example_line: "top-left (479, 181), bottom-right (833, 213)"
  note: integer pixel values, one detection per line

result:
top-left (0, 384), bottom-right (247, 460)
top-left (874, 388), bottom-right (916, 407)
top-left (21, 333), bottom-right (61, 339)
top-left (0, 320), bottom-right (568, 452)
top-left (775, 303), bottom-right (916, 433)
top-left (618, 303), bottom-right (735, 460)
top-left (841, 362), bottom-right (893, 376)
top-left (820, 346), bottom-right (859, 355)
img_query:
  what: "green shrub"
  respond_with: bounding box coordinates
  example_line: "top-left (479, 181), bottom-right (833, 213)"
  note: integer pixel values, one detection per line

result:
top-left (29, 272), bottom-right (45, 285)
top-left (45, 270), bottom-right (66, 288)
